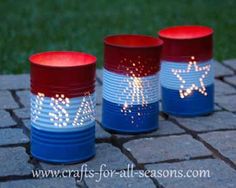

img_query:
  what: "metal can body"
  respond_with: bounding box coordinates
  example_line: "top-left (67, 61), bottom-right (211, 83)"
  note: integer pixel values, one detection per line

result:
top-left (159, 25), bottom-right (214, 117)
top-left (30, 51), bottom-right (96, 163)
top-left (102, 35), bottom-right (163, 133)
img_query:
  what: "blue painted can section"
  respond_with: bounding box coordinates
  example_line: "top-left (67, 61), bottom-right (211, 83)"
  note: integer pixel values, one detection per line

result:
top-left (102, 99), bottom-right (159, 134)
top-left (30, 92), bottom-right (96, 163)
top-left (161, 84), bottom-right (214, 117)
top-left (160, 59), bottom-right (214, 116)
top-left (31, 122), bottom-right (95, 164)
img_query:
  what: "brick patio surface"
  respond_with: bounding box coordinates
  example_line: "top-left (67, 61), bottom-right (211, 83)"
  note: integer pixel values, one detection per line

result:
top-left (0, 60), bottom-right (236, 188)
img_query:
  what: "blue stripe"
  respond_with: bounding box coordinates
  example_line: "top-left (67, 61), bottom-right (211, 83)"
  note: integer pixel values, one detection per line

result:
top-left (31, 124), bottom-right (95, 163)
top-left (161, 84), bottom-right (214, 117)
top-left (102, 99), bottom-right (159, 133)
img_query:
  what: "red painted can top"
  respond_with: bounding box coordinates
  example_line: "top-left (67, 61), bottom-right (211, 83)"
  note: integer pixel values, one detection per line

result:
top-left (104, 34), bottom-right (163, 77)
top-left (158, 25), bottom-right (213, 62)
top-left (29, 51), bottom-right (96, 98)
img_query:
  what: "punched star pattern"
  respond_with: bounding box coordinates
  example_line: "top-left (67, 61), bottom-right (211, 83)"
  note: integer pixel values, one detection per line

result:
top-left (171, 56), bottom-right (211, 99)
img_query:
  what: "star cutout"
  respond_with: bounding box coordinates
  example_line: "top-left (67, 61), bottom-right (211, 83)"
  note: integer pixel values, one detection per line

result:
top-left (171, 56), bottom-right (211, 99)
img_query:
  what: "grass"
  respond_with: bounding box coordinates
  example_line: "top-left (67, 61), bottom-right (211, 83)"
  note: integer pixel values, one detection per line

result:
top-left (0, 0), bottom-right (236, 74)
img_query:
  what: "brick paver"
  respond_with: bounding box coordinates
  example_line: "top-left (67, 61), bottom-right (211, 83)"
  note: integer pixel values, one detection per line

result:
top-left (124, 135), bottom-right (211, 164)
top-left (113, 120), bottom-right (185, 140)
top-left (214, 61), bottom-right (234, 77)
top-left (199, 131), bottom-right (236, 164)
top-left (0, 128), bottom-right (29, 146)
top-left (13, 107), bottom-right (30, 119)
top-left (0, 147), bottom-right (33, 177)
top-left (225, 76), bottom-right (236, 87)
top-left (0, 74), bottom-right (30, 90)
top-left (215, 80), bottom-right (236, 96)
top-left (145, 159), bottom-right (236, 188)
top-left (0, 91), bottom-right (19, 109)
top-left (16, 90), bottom-right (30, 107)
top-left (215, 95), bottom-right (236, 112)
top-left (0, 63), bottom-right (236, 187)
top-left (223, 59), bottom-right (236, 71)
top-left (0, 178), bottom-right (77, 188)
top-left (96, 85), bottom-right (103, 105)
top-left (84, 171), bottom-right (156, 188)
top-left (0, 110), bottom-right (16, 128)
top-left (173, 111), bottom-right (236, 132)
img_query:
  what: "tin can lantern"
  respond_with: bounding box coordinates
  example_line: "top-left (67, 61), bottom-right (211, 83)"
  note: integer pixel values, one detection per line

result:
top-left (158, 25), bottom-right (214, 117)
top-left (102, 34), bottom-right (163, 133)
top-left (30, 51), bottom-right (96, 163)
